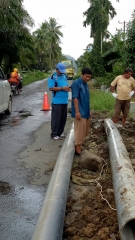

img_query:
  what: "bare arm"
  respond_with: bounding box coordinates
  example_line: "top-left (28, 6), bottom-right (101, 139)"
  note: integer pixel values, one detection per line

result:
top-left (110, 85), bottom-right (115, 93)
top-left (73, 98), bottom-right (81, 120)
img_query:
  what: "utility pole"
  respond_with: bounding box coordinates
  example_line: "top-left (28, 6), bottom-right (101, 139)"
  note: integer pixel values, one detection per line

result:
top-left (116, 20), bottom-right (130, 40)
top-left (101, 2), bottom-right (103, 53)
top-left (101, 31), bottom-right (103, 53)
top-left (116, 20), bottom-right (129, 33)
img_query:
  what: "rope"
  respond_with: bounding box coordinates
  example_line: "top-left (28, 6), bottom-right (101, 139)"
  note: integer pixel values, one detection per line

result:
top-left (95, 158), bottom-right (116, 211)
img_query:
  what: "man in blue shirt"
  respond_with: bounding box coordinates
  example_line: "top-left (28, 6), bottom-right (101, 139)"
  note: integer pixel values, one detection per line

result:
top-left (48, 63), bottom-right (70, 140)
top-left (71, 67), bottom-right (92, 155)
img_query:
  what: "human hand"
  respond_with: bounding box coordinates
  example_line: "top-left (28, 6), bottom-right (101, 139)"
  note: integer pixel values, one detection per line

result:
top-left (112, 92), bottom-right (118, 98)
top-left (62, 86), bottom-right (70, 91)
top-left (75, 112), bottom-right (81, 120)
top-left (128, 91), bottom-right (134, 97)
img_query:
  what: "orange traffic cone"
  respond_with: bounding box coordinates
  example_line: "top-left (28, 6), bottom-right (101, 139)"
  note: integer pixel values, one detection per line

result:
top-left (42, 92), bottom-right (51, 111)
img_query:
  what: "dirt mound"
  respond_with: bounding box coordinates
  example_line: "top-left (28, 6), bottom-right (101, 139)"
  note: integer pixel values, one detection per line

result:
top-left (63, 111), bottom-right (135, 240)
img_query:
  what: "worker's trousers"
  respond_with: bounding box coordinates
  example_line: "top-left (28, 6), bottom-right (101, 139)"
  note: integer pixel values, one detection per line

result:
top-left (51, 103), bottom-right (67, 137)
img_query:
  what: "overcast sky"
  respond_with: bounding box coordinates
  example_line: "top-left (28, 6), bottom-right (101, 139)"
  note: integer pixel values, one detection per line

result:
top-left (23, 0), bottom-right (135, 60)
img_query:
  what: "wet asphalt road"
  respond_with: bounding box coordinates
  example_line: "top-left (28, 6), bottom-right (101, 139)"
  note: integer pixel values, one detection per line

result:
top-left (0, 78), bottom-right (72, 240)
top-left (0, 79), bottom-right (52, 240)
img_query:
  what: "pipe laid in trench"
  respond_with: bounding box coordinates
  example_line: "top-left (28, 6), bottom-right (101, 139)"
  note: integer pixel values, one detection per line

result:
top-left (104, 119), bottom-right (135, 240)
top-left (31, 124), bottom-right (75, 240)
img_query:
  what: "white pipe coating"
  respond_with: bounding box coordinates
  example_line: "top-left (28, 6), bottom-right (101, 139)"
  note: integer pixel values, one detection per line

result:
top-left (31, 124), bottom-right (75, 240)
top-left (104, 119), bottom-right (135, 240)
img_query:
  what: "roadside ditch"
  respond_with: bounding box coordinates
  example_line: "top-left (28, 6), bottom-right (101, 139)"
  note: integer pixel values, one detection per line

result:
top-left (63, 111), bottom-right (135, 240)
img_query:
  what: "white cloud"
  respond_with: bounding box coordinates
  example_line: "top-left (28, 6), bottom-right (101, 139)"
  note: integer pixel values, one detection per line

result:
top-left (23, 0), bottom-right (135, 60)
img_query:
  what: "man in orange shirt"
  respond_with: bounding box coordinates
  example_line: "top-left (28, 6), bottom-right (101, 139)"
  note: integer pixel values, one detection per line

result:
top-left (110, 68), bottom-right (135, 127)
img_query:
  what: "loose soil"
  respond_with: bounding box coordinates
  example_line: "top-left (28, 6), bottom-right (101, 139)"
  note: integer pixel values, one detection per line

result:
top-left (63, 111), bottom-right (135, 240)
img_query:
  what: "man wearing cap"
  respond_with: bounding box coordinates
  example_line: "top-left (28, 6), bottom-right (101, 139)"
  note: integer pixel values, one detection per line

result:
top-left (48, 63), bottom-right (70, 140)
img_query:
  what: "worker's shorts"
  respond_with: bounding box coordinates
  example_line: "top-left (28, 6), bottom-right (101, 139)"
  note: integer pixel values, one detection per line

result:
top-left (74, 118), bottom-right (90, 146)
top-left (113, 99), bottom-right (130, 118)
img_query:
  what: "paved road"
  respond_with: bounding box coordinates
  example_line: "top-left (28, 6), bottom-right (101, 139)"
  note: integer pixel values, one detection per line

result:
top-left (0, 78), bottom-right (72, 240)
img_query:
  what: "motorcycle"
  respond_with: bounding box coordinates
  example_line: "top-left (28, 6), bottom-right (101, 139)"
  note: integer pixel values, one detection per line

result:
top-left (9, 75), bottom-right (23, 95)
top-left (10, 82), bottom-right (20, 95)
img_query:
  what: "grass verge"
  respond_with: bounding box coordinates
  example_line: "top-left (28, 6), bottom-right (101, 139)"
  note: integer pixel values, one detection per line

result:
top-left (91, 89), bottom-right (115, 113)
top-left (22, 71), bottom-right (50, 86)
top-left (88, 81), bottom-right (115, 116)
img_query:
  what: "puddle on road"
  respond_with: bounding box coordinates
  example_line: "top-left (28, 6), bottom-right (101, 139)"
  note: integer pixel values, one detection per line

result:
top-left (0, 110), bottom-right (33, 129)
top-left (19, 111), bottom-right (33, 118)
top-left (18, 109), bottom-right (33, 118)
top-left (18, 109), bottom-right (31, 113)
top-left (0, 181), bottom-right (12, 195)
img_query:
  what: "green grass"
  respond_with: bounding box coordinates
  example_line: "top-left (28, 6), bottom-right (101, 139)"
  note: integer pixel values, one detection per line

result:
top-left (90, 89), bottom-right (115, 115)
top-left (22, 71), bottom-right (50, 86)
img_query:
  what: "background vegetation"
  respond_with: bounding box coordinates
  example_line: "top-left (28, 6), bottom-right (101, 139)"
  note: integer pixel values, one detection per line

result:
top-left (1, 0), bottom-right (135, 87)
top-left (76, 0), bottom-right (135, 87)
top-left (0, 0), bottom-right (66, 75)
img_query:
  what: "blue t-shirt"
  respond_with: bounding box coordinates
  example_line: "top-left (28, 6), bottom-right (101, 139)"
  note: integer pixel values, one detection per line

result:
top-left (71, 77), bottom-right (90, 118)
top-left (48, 72), bottom-right (68, 104)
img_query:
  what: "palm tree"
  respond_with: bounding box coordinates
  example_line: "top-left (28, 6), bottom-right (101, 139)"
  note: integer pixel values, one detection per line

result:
top-left (47, 17), bottom-right (63, 72)
top-left (83, 0), bottom-right (119, 51)
top-left (0, 0), bottom-right (34, 71)
top-left (33, 18), bottom-right (63, 72)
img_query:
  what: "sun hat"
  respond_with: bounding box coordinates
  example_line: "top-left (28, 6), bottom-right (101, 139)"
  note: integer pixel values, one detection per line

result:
top-left (56, 63), bottom-right (66, 74)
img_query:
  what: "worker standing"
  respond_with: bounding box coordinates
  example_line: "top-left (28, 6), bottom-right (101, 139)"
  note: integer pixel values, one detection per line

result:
top-left (48, 63), bottom-right (70, 140)
top-left (110, 68), bottom-right (135, 127)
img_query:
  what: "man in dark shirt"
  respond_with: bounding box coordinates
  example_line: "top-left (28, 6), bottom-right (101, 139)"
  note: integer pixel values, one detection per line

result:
top-left (71, 67), bottom-right (92, 155)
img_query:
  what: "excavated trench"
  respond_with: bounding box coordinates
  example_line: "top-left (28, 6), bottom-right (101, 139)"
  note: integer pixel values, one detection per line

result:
top-left (63, 111), bottom-right (135, 240)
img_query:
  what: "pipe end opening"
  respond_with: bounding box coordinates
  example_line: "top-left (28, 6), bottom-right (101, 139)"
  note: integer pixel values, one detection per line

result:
top-left (121, 219), bottom-right (135, 240)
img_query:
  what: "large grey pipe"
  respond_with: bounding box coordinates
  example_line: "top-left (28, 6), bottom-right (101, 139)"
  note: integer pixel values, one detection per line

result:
top-left (31, 124), bottom-right (75, 240)
top-left (104, 119), bottom-right (135, 240)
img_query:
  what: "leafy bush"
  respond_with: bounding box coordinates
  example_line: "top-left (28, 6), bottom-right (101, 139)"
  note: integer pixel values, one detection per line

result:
top-left (73, 68), bottom-right (81, 80)
top-left (95, 77), bottom-right (106, 86)
top-left (93, 81), bottom-right (101, 88)
top-left (104, 72), bottom-right (115, 86)
top-left (112, 62), bottom-right (124, 76)
top-left (95, 72), bottom-right (115, 87)
top-left (73, 72), bottom-right (81, 80)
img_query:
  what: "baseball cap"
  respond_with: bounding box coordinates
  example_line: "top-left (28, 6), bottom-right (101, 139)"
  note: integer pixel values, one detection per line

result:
top-left (56, 63), bottom-right (66, 74)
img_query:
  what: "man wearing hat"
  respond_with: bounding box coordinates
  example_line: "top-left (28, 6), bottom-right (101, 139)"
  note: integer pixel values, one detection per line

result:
top-left (48, 63), bottom-right (70, 140)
